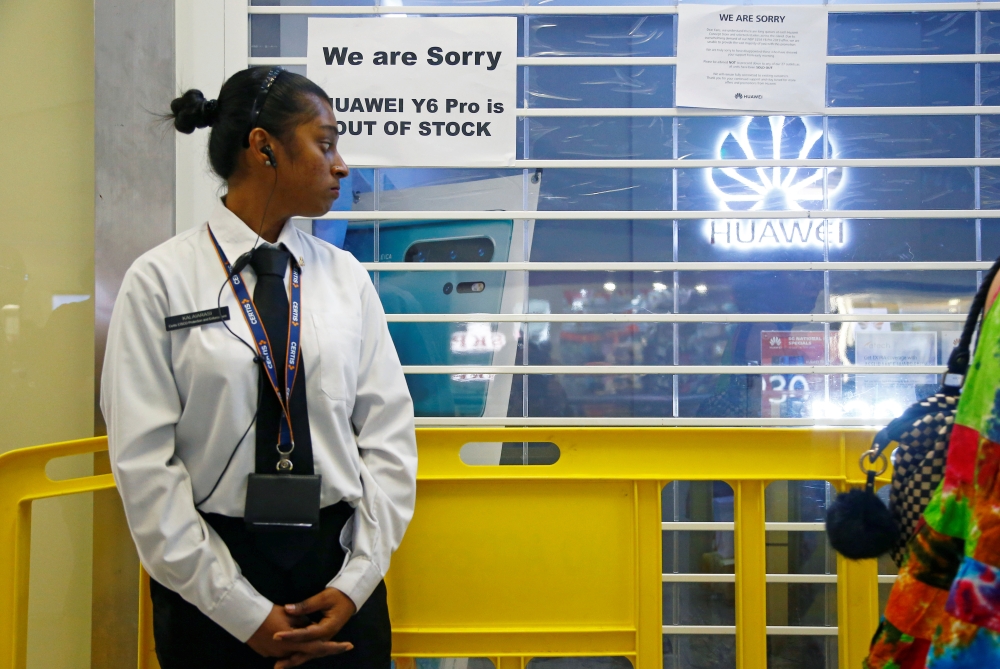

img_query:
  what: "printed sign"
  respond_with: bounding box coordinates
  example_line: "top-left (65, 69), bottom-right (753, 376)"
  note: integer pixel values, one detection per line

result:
top-left (855, 331), bottom-right (937, 368)
top-left (676, 5), bottom-right (828, 113)
top-left (855, 331), bottom-right (938, 407)
top-left (760, 331), bottom-right (840, 418)
top-left (307, 17), bottom-right (517, 167)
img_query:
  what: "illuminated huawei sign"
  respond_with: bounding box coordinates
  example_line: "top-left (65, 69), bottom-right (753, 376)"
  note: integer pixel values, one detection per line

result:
top-left (704, 116), bottom-right (846, 249)
top-left (708, 219), bottom-right (845, 246)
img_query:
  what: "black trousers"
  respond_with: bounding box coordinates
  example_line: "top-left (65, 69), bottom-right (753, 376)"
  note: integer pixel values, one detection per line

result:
top-left (150, 503), bottom-right (391, 669)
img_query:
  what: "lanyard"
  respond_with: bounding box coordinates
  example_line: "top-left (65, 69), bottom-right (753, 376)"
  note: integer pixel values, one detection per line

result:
top-left (207, 225), bottom-right (302, 472)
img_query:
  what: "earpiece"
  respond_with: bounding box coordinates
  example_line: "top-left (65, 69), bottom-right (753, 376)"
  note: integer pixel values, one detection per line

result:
top-left (262, 145), bottom-right (277, 168)
top-left (229, 250), bottom-right (255, 278)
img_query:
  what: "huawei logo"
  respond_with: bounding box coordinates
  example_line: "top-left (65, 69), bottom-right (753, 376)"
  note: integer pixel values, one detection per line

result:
top-left (705, 116), bottom-right (848, 248)
top-left (710, 116), bottom-right (841, 211)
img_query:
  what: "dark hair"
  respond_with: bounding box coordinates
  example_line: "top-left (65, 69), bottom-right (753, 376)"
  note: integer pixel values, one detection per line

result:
top-left (168, 67), bottom-right (330, 179)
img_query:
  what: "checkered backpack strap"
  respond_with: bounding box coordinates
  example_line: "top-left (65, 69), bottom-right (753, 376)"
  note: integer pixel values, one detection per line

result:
top-left (887, 398), bottom-right (956, 565)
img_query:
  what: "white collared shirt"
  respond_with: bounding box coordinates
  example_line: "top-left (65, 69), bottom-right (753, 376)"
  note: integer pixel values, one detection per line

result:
top-left (100, 200), bottom-right (417, 642)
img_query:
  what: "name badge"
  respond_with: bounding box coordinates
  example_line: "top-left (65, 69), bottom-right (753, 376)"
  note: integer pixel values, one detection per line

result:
top-left (164, 307), bottom-right (230, 331)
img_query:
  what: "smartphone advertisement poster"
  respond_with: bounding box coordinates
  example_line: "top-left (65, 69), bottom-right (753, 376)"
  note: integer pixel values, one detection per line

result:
top-left (676, 5), bottom-right (828, 113)
top-left (307, 17), bottom-right (517, 167)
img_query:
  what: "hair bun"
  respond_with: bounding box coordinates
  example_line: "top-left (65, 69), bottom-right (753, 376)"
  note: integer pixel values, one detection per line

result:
top-left (170, 89), bottom-right (219, 134)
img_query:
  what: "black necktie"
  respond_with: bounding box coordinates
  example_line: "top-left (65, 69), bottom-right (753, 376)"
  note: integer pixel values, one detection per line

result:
top-left (250, 246), bottom-right (313, 476)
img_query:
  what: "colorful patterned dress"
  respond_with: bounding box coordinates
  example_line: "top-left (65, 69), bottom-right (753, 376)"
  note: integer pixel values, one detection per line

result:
top-left (867, 294), bottom-right (1000, 668)
top-left (925, 297), bottom-right (1000, 665)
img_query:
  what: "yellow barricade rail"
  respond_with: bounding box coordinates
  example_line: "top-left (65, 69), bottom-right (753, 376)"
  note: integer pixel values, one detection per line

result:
top-left (1, 428), bottom-right (883, 669)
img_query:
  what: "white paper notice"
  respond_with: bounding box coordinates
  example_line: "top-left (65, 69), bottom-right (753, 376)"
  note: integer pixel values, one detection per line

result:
top-left (855, 331), bottom-right (938, 408)
top-left (307, 18), bottom-right (517, 167)
top-left (676, 5), bottom-right (828, 113)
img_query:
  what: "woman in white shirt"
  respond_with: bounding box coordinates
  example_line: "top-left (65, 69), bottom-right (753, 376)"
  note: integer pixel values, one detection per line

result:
top-left (101, 66), bottom-right (417, 669)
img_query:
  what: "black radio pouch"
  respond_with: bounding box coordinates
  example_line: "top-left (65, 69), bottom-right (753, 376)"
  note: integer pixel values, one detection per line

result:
top-left (244, 473), bottom-right (322, 532)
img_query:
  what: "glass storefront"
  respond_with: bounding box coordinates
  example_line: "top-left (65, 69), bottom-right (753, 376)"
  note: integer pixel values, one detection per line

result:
top-left (251, 4), bottom-right (983, 426)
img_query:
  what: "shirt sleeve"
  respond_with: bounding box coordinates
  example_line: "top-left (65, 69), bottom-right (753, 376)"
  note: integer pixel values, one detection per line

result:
top-left (328, 263), bottom-right (418, 609)
top-left (100, 262), bottom-right (273, 642)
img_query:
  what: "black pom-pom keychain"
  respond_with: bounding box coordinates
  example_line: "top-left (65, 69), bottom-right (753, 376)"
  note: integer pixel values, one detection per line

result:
top-left (826, 449), bottom-right (900, 560)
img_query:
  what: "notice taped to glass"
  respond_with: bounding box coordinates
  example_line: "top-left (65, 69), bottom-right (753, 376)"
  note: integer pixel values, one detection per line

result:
top-left (676, 5), bottom-right (828, 113)
top-left (307, 17), bottom-right (517, 167)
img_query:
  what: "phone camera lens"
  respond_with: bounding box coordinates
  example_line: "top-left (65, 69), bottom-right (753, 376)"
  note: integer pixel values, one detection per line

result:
top-left (449, 249), bottom-right (458, 260)
top-left (415, 250), bottom-right (426, 262)
top-left (477, 247), bottom-right (486, 258)
top-left (443, 282), bottom-right (453, 295)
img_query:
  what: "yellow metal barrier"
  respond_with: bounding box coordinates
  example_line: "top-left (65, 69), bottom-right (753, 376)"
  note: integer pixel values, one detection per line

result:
top-left (0, 438), bottom-right (115, 669)
top-left (1, 428), bottom-right (881, 669)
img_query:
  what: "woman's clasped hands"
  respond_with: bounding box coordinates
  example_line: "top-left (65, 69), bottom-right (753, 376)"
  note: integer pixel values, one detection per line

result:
top-left (247, 587), bottom-right (358, 668)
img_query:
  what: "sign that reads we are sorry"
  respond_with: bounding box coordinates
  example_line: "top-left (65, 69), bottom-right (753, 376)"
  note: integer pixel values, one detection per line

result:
top-left (307, 18), bottom-right (517, 167)
top-left (676, 5), bottom-right (828, 113)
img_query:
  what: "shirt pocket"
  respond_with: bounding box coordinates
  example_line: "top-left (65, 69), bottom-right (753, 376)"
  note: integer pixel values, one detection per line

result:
top-left (310, 311), bottom-right (361, 401)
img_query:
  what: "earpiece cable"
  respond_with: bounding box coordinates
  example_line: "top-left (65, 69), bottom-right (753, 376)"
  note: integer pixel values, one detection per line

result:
top-left (214, 156), bottom-right (279, 353)
top-left (202, 139), bottom-right (281, 508)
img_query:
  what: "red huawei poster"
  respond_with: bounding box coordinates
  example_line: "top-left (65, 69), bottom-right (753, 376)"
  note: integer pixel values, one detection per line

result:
top-left (760, 331), bottom-right (841, 418)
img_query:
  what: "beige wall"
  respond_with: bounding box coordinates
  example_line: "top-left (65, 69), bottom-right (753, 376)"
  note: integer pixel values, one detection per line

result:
top-left (0, 0), bottom-right (96, 667)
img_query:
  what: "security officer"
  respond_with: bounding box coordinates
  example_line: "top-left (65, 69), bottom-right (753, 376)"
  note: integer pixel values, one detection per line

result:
top-left (101, 67), bottom-right (417, 668)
